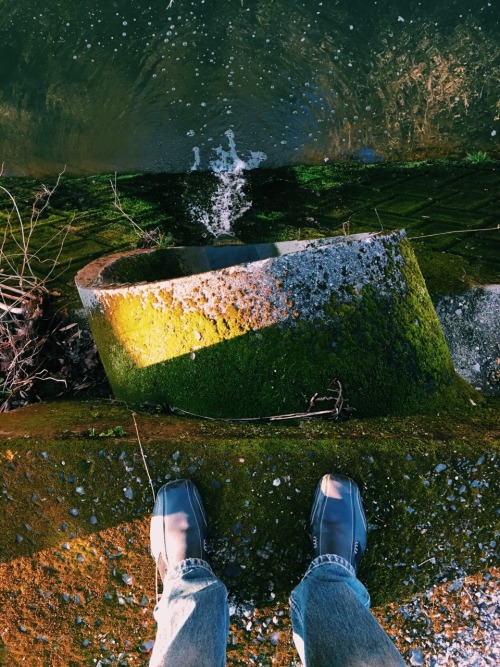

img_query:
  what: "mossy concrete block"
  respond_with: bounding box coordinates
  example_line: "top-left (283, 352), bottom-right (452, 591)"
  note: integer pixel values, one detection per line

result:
top-left (434, 286), bottom-right (500, 396)
top-left (76, 231), bottom-right (476, 418)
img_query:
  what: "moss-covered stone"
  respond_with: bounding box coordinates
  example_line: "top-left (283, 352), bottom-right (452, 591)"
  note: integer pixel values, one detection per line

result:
top-left (78, 233), bottom-right (479, 418)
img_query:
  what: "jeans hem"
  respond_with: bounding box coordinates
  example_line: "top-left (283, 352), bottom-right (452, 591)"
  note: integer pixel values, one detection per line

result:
top-left (305, 553), bottom-right (356, 578)
top-left (164, 558), bottom-right (214, 580)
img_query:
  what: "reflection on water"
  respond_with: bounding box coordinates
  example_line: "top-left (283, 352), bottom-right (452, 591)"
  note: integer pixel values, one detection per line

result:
top-left (0, 1), bottom-right (498, 175)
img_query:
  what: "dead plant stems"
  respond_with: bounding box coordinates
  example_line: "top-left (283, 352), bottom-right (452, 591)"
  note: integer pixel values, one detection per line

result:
top-left (131, 411), bottom-right (156, 503)
top-left (111, 173), bottom-right (145, 238)
top-left (111, 173), bottom-right (172, 248)
top-left (0, 168), bottom-right (73, 411)
top-left (170, 380), bottom-right (350, 422)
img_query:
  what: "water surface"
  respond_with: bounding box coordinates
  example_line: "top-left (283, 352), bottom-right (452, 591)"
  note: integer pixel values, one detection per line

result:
top-left (0, 0), bottom-right (498, 175)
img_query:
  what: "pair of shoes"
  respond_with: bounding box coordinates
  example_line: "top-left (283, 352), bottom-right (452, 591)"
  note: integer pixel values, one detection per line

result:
top-left (150, 474), bottom-right (367, 577)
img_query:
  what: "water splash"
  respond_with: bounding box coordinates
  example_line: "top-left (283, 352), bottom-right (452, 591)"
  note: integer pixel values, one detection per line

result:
top-left (189, 130), bottom-right (267, 238)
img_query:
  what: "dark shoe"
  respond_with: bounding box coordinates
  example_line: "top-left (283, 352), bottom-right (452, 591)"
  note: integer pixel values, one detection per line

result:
top-left (150, 479), bottom-right (208, 580)
top-left (310, 474), bottom-right (367, 573)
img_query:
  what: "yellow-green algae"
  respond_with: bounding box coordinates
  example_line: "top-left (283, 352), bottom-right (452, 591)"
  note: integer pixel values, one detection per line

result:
top-left (85, 236), bottom-right (479, 418)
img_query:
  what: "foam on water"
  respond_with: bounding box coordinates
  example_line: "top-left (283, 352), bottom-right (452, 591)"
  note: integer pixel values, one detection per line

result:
top-left (189, 130), bottom-right (267, 238)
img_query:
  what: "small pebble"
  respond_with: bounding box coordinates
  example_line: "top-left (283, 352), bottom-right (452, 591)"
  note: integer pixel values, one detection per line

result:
top-left (409, 648), bottom-right (425, 666)
top-left (242, 604), bottom-right (255, 619)
top-left (141, 640), bottom-right (155, 653)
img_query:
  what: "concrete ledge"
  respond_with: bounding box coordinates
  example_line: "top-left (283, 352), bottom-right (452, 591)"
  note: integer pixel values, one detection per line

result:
top-left (0, 399), bottom-right (498, 664)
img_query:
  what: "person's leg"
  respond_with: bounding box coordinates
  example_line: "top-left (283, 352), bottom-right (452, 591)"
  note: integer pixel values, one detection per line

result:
top-left (150, 558), bottom-right (229, 667)
top-left (290, 475), bottom-right (405, 667)
top-left (149, 480), bottom-right (229, 667)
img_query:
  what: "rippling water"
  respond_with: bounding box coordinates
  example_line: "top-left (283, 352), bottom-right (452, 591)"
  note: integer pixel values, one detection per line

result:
top-left (0, 1), bottom-right (498, 175)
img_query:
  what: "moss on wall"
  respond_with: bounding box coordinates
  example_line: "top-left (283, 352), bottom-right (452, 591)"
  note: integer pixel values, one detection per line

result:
top-left (319, 237), bottom-right (478, 415)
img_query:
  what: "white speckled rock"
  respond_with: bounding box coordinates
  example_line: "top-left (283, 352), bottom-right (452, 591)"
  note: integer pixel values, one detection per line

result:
top-left (434, 285), bottom-right (500, 396)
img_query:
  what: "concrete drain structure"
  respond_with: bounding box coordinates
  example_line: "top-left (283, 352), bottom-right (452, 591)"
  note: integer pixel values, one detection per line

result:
top-left (434, 286), bottom-right (500, 397)
top-left (75, 231), bottom-right (475, 418)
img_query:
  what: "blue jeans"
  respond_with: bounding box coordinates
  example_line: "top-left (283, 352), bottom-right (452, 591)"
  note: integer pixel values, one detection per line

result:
top-left (150, 556), bottom-right (405, 667)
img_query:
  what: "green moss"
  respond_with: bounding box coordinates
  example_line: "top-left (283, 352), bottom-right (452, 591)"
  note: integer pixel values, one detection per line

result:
top-left (292, 164), bottom-right (348, 190)
top-left (1, 398), bottom-right (498, 607)
top-left (87, 235), bottom-right (479, 419)
top-left (317, 241), bottom-right (478, 415)
top-left (2, 162), bottom-right (498, 308)
top-left (413, 248), bottom-right (471, 295)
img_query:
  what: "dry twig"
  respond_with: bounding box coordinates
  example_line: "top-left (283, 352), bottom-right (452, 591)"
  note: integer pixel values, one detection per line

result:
top-left (170, 380), bottom-right (351, 422)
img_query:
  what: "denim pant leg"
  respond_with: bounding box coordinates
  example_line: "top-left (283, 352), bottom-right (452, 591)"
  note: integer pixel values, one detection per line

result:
top-left (150, 558), bottom-right (229, 667)
top-left (290, 555), bottom-right (405, 667)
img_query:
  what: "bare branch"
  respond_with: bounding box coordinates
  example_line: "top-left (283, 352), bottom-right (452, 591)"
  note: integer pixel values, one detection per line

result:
top-left (0, 169), bottom-right (74, 411)
top-left (169, 380), bottom-right (352, 422)
top-left (111, 174), bottom-right (173, 248)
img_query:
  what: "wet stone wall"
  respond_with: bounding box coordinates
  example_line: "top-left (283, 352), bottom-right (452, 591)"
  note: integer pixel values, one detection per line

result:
top-left (434, 286), bottom-right (500, 397)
